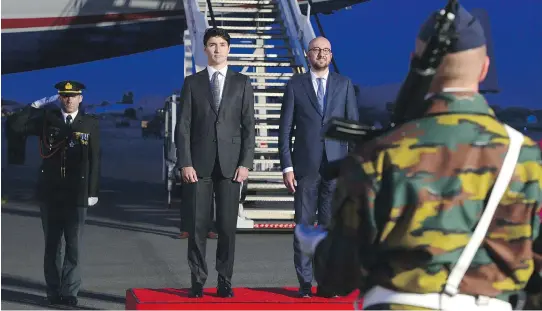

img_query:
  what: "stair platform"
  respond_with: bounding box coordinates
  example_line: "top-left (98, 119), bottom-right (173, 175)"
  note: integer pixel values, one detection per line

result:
top-left (125, 287), bottom-right (361, 310)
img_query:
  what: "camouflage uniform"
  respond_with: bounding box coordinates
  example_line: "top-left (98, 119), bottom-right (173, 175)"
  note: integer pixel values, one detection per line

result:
top-left (313, 92), bottom-right (542, 310)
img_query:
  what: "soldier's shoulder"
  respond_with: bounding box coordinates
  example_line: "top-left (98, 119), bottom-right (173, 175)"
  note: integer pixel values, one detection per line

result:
top-left (82, 113), bottom-right (100, 123)
top-left (83, 113), bottom-right (99, 119)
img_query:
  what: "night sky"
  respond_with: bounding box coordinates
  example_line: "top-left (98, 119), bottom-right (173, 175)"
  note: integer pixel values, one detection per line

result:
top-left (2, 0), bottom-right (540, 110)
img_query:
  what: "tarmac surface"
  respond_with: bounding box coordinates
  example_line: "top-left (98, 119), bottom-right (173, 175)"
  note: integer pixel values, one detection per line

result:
top-left (1, 121), bottom-right (298, 310)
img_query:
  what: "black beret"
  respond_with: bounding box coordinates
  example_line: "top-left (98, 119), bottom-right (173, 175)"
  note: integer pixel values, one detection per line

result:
top-left (418, 4), bottom-right (486, 53)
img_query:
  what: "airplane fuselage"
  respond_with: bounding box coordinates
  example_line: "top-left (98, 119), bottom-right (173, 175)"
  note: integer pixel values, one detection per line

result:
top-left (1, 0), bottom-right (367, 74)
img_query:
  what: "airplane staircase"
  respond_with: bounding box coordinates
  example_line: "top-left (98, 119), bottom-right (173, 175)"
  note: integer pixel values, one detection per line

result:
top-left (179, 0), bottom-right (317, 230)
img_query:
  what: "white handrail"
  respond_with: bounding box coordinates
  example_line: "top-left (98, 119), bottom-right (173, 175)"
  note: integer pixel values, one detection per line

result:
top-left (290, 0), bottom-right (316, 51)
top-left (183, 0), bottom-right (210, 73)
top-left (276, 0), bottom-right (316, 71)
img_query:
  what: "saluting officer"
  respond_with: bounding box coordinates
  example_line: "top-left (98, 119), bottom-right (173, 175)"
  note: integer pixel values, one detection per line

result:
top-left (7, 81), bottom-right (101, 307)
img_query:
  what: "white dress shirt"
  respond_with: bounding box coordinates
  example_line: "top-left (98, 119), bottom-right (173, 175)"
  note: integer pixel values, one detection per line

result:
top-left (283, 69), bottom-right (330, 174)
top-left (62, 110), bottom-right (79, 124)
top-left (310, 69), bottom-right (329, 97)
top-left (207, 65), bottom-right (228, 102)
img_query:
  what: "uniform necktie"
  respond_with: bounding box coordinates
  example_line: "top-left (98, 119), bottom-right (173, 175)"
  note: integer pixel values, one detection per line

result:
top-left (211, 71), bottom-right (221, 111)
top-left (66, 115), bottom-right (72, 126)
top-left (317, 78), bottom-right (325, 115)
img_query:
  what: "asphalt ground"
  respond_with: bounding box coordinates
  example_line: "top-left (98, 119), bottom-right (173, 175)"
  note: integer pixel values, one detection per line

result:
top-left (1, 122), bottom-right (299, 310)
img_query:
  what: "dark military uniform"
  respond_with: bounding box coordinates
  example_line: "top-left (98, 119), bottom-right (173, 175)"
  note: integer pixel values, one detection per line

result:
top-left (7, 81), bottom-right (100, 306)
top-left (313, 5), bottom-right (542, 311)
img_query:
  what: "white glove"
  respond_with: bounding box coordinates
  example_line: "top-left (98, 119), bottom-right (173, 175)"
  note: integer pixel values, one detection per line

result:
top-left (30, 95), bottom-right (59, 108)
top-left (294, 224), bottom-right (328, 256)
top-left (88, 197), bottom-right (98, 206)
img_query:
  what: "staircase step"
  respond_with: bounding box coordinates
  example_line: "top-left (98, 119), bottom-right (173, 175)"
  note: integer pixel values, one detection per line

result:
top-left (212, 17), bottom-right (277, 22)
top-left (254, 103), bottom-right (283, 109)
top-left (253, 91), bottom-right (284, 97)
top-left (242, 208), bottom-right (294, 220)
top-left (232, 57), bottom-right (293, 62)
top-left (219, 26), bottom-right (278, 31)
top-left (207, 0), bottom-right (274, 4)
top-left (255, 124), bottom-right (279, 129)
top-left (245, 72), bottom-right (294, 77)
top-left (253, 159), bottom-right (281, 165)
top-left (256, 136), bottom-right (280, 142)
top-left (248, 177), bottom-right (282, 182)
top-left (229, 61), bottom-right (294, 67)
top-left (256, 136), bottom-right (294, 143)
top-left (250, 171), bottom-right (283, 177)
top-left (255, 147), bottom-right (279, 153)
top-left (247, 182), bottom-right (285, 190)
top-left (210, 7), bottom-right (276, 13)
top-left (249, 76), bottom-right (292, 82)
top-left (244, 195), bottom-right (294, 202)
top-left (252, 82), bottom-right (287, 87)
top-left (230, 44), bottom-right (288, 49)
top-left (230, 53), bottom-right (293, 58)
top-left (230, 33), bottom-right (286, 39)
top-left (255, 114), bottom-right (281, 119)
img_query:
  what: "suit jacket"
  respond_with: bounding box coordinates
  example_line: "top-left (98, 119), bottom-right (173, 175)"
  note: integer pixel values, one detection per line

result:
top-left (175, 68), bottom-right (256, 178)
top-left (7, 106), bottom-right (101, 206)
top-left (279, 71), bottom-right (359, 178)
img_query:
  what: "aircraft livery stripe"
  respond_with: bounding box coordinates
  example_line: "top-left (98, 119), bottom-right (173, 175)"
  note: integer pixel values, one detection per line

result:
top-left (1, 10), bottom-right (184, 29)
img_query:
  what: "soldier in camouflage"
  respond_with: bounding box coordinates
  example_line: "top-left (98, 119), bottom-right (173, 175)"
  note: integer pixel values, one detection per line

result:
top-left (306, 4), bottom-right (542, 311)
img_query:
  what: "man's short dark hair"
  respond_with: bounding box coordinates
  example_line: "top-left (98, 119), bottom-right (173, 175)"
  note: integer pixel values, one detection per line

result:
top-left (203, 27), bottom-right (231, 46)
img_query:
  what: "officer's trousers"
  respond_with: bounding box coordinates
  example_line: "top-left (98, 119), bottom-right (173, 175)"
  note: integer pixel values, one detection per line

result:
top-left (40, 200), bottom-right (87, 298)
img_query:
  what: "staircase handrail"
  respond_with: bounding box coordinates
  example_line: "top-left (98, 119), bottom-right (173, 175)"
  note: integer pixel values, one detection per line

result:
top-left (277, 0), bottom-right (316, 72)
top-left (183, 0), bottom-right (210, 73)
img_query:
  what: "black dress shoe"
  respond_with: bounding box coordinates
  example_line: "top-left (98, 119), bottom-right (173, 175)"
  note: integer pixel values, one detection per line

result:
top-left (188, 285), bottom-right (203, 298)
top-left (61, 296), bottom-right (78, 306)
top-left (217, 278), bottom-right (234, 298)
top-left (298, 283), bottom-right (312, 298)
top-left (315, 286), bottom-right (339, 298)
top-left (46, 295), bottom-right (62, 305)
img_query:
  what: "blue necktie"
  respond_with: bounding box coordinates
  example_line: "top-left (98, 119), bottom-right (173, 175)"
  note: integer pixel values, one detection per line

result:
top-left (317, 78), bottom-right (325, 115)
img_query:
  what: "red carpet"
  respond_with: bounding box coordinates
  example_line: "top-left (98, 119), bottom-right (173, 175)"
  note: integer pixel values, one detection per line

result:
top-left (126, 287), bottom-right (361, 310)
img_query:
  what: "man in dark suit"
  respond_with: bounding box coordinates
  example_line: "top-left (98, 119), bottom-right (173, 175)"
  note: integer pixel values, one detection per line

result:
top-left (175, 27), bottom-right (255, 298)
top-left (278, 36), bottom-right (359, 297)
top-left (6, 81), bottom-right (100, 307)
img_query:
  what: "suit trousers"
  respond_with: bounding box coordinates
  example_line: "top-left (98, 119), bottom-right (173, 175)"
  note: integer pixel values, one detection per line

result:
top-left (40, 199), bottom-right (87, 298)
top-left (293, 152), bottom-right (336, 286)
top-left (183, 158), bottom-right (240, 287)
top-left (179, 185), bottom-right (216, 233)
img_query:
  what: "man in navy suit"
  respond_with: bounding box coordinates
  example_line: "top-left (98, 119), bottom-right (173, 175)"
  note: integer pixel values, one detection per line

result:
top-left (278, 36), bottom-right (359, 297)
